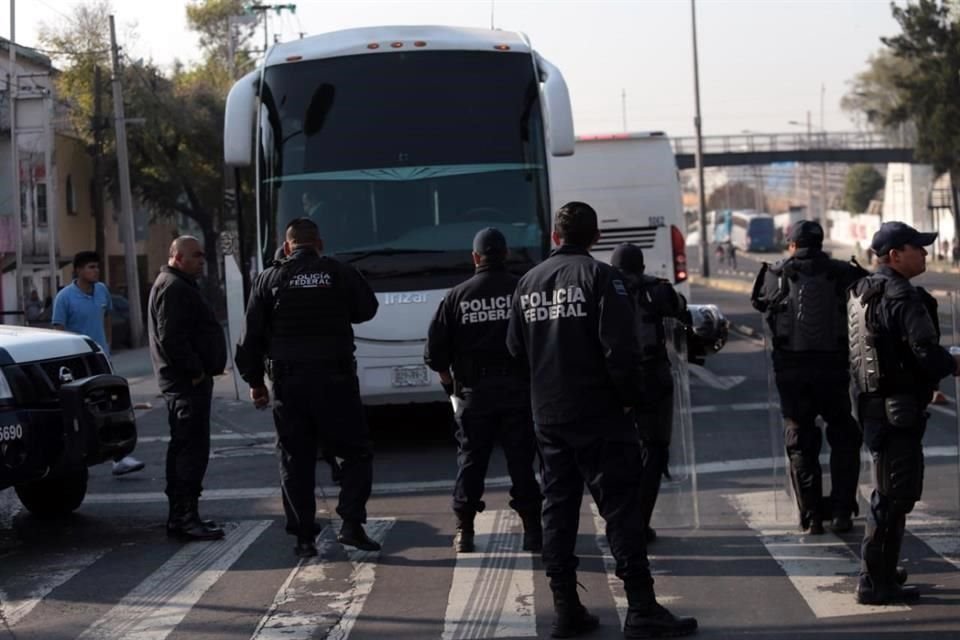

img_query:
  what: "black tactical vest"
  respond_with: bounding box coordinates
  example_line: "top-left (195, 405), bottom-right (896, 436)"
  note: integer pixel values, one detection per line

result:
top-left (847, 273), bottom-right (932, 396)
top-left (768, 259), bottom-right (847, 353)
top-left (634, 275), bottom-right (669, 363)
top-left (271, 254), bottom-right (352, 344)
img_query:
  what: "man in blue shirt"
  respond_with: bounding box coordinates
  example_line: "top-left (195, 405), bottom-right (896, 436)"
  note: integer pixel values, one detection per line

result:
top-left (53, 251), bottom-right (144, 476)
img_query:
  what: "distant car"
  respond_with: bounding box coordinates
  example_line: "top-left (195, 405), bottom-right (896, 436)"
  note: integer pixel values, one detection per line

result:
top-left (110, 295), bottom-right (132, 350)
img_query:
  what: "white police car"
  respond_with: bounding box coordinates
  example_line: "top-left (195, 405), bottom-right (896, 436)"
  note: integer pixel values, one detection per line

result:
top-left (0, 326), bottom-right (136, 516)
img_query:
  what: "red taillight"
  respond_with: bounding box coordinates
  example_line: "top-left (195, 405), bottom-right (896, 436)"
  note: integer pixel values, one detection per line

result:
top-left (671, 225), bottom-right (688, 284)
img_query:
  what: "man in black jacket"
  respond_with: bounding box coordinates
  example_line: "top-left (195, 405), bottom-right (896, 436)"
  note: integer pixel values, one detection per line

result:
top-left (507, 202), bottom-right (697, 639)
top-left (751, 221), bottom-right (867, 534)
top-left (424, 228), bottom-right (542, 554)
top-left (611, 243), bottom-right (687, 544)
top-left (148, 236), bottom-right (227, 541)
top-left (236, 218), bottom-right (380, 559)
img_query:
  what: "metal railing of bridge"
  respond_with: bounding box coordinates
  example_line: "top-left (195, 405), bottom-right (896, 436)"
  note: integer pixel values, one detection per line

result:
top-left (671, 131), bottom-right (909, 156)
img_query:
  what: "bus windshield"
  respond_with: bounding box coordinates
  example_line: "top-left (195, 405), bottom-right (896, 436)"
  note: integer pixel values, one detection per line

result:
top-left (257, 50), bottom-right (550, 285)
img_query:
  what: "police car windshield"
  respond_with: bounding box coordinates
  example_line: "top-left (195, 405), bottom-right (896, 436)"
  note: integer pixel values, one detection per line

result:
top-left (257, 50), bottom-right (551, 278)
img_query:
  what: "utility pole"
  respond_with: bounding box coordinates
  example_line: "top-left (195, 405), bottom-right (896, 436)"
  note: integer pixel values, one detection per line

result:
top-left (246, 4), bottom-right (296, 57)
top-left (9, 0), bottom-right (24, 320)
top-left (43, 86), bottom-right (57, 297)
top-left (806, 110), bottom-right (814, 219)
top-left (820, 84), bottom-right (828, 218)
top-left (690, 0), bottom-right (710, 277)
top-left (109, 15), bottom-right (144, 347)
top-left (92, 64), bottom-right (105, 261)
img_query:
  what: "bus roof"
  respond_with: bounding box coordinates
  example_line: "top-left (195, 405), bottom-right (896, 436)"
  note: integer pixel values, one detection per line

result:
top-left (264, 25), bottom-right (532, 67)
top-left (575, 132), bottom-right (667, 142)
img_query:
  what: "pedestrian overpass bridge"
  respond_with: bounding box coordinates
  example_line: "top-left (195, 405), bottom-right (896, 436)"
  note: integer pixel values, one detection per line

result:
top-left (671, 131), bottom-right (913, 169)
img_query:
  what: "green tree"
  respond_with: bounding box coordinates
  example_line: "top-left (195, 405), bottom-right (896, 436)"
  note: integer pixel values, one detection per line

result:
top-left (843, 164), bottom-right (885, 213)
top-left (877, 0), bottom-right (960, 234)
top-left (39, 0), bottom-right (258, 302)
top-left (840, 49), bottom-right (917, 146)
top-left (707, 182), bottom-right (766, 212)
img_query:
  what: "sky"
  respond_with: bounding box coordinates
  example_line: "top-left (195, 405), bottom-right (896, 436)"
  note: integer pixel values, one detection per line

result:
top-left (5, 0), bottom-right (902, 138)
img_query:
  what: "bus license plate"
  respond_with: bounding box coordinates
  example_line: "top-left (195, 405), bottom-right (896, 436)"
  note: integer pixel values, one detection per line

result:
top-left (391, 365), bottom-right (430, 388)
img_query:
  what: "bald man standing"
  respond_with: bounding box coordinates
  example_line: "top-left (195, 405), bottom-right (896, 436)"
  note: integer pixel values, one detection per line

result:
top-left (148, 236), bottom-right (227, 541)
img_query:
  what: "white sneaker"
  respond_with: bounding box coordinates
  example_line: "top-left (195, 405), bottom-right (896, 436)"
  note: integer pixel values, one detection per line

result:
top-left (112, 455), bottom-right (145, 476)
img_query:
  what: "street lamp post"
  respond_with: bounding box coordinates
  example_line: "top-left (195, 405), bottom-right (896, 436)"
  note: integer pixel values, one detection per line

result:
top-left (690, 0), bottom-right (710, 277)
top-left (788, 112), bottom-right (815, 219)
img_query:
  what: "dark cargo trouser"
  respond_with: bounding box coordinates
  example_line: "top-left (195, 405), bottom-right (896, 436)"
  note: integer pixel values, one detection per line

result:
top-left (775, 367), bottom-right (862, 525)
top-left (634, 363), bottom-right (675, 533)
top-left (536, 413), bottom-right (654, 595)
top-left (272, 371), bottom-right (373, 540)
top-left (164, 378), bottom-right (214, 500)
top-left (860, 404), bottom-right (925, 588)
top-left (452, 384), bottom-right (542, 517)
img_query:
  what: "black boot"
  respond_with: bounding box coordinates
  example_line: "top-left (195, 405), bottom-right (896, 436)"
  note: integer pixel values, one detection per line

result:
top-left (855, 574), bottom-right (920, 605)
top-left (337, 521), bottom-right (381, 551)
top-left (454, 511), bottom-right (475, 553)
top-left (624, 589), bottom-right (698, 639)
top-left (519, 509), bottom-right (543, 552)
top-left (831, 511), bottom-right (853, 533)
top-left (550, 585), bottom-right (600, 638)
top-left (168, 497), bottom-right (225, 541)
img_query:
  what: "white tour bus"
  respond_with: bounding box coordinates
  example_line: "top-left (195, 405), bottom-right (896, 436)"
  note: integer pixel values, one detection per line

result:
top-left (223, 25), bottom-right (574, 405)
top-left (549, 132), bottom-right (689, 298)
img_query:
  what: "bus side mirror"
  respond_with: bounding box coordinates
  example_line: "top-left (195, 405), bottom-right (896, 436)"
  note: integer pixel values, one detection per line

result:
top-left (224, 70), bottom-right (259, 167)
top-left (536, 54), bottom-right (575, 157)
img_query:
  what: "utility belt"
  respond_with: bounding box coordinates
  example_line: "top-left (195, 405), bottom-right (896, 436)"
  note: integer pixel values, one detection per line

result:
top-left (859, 393), bottom-right (925, 429)
top-left (454, 364), bottom-right (524, 392)
top-left (268, 358), bottom-right (355, 379)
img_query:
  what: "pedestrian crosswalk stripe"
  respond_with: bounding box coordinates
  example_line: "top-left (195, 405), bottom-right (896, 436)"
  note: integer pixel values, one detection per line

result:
top-left (442, 510), bottom-right (537, 639)
top-left (727, 491), bottom-right (910, 618)
top-left (252, 518), bottom-right (394, 640)
top-left (0, 548), bottom-right (109, 627)
top-left (908, 503), bottom-right (960, 572)
top-left (589, 503), bottom-right (628, 626)
top-left (77, 520), bottom-right (271, 640)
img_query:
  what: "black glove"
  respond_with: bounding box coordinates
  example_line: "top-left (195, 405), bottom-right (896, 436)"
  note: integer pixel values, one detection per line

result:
top-left (442, 380), bottom-right (455, 396)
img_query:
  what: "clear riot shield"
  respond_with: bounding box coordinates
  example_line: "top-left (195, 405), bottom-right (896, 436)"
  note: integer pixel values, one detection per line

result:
top-left (906, 289), bottom-right (960, 544)
top-left (763, 324), bottom-right (796, 523)
top-left (651, 317), bottom-right (699, 529)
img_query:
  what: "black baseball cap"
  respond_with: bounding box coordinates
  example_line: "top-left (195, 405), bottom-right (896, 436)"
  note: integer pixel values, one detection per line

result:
top-left (787, 220), bottom-right (824, 248)
top-left (870, 221), bottom-right (938, 256)
top-left (610, 243), bottom-right (645, 275)
top-left (472, 227), bottom-right (507, 259)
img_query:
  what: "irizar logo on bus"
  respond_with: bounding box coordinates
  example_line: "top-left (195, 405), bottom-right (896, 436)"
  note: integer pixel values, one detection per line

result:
top-left (384, 292), bottom-right (428, 305)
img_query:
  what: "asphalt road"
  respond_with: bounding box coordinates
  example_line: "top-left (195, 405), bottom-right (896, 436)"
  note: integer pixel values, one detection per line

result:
top-left (1, 284), bottom-right (958, 639)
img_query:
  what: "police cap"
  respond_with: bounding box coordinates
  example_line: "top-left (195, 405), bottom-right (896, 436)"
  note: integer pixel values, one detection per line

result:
top-left (610, 243), bottom-right (645, 275)
top-left (472, 227), bottom-right (507, 260)
top-left (787, 220), bottom-right (824, 248)
top-left (870, 221), bottom-right (938, 256)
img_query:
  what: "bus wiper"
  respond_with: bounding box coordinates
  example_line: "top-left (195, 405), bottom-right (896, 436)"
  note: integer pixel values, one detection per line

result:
top-left (340, 248), bottom-right (444, 264)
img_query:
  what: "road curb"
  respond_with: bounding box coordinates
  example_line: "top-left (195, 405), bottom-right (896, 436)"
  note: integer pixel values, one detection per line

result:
top-left (689, 274), bottom-right (753, 295)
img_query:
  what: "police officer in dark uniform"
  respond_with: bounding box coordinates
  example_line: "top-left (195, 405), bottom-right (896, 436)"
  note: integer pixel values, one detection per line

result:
top-left (424, 228), bottom-right (543, 554)
top-left (848, 221), bottom-right (960, 605)
top-left (236, 217), bottom-right (381, 558)
top-left (751, 221), bottom-right (867, 534)
top-left (611, 243), bottom-right (687, 544)
top-left (507, 202), bottom-right (697, 639)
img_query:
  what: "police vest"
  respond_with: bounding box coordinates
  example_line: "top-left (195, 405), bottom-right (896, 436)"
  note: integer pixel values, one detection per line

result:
top-left (633, 275), bottom-right (669, 363)
top-left (271, 255), bottom-right (352, 343)
top-left (847, 274), bottom-right (939, 396)
top-left (767, 259), bottom-right (847, 353)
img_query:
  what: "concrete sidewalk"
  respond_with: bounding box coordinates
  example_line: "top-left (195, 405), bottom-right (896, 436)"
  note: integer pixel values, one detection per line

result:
top-left (110, 345), bottom-right (244, 404)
